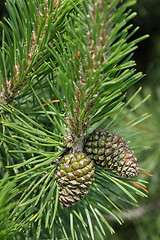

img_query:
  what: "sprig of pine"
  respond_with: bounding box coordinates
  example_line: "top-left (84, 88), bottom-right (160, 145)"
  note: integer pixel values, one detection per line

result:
top-left (47, 0), bottom-right (148, 152)
top-left (0, 99), bottom-right (149, 239)
top-left (0, 0), bottom-right (80, 105)
top-left (0, 0), bottom-right (151, 239)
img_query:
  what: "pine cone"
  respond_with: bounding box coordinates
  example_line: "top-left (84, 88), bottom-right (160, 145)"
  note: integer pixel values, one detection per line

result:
top-left (84, 130), bottom-right (138, 178)
top-left (56, 152), bottom-right (95, 207)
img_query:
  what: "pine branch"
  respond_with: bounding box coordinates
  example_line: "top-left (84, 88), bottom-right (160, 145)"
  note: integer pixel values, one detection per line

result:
top-left (0, 0), bottom-right (151, 239)
top-left (0, 0), bottom-right (80, 105)
top-left (47, 0), bottom-right (148, 152)
top-left (0, 98), bottom-right (149, 238)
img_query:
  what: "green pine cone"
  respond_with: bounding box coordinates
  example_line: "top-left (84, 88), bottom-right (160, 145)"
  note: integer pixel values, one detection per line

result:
top-left (56, 152), bottom-right (95, 207)
top-left (84, 130), bottom-right (138, 178)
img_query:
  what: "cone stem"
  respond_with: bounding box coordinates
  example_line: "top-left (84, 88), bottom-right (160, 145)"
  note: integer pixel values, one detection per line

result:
top-left (72, 136), bottom-right (85, 153)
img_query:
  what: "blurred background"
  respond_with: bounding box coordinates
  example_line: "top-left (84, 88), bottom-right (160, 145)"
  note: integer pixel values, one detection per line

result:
top-left (114, 1), bottom-right (160, 239)
top-left (0, 0), bottom-right (160, 239)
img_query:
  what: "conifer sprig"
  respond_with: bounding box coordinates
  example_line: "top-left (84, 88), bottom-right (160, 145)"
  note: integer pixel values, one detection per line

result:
top-left (0, 0), bottom-right (79, 105)
top-left (0, 0), bottom-right (151, 239)
top-left (0, 88), bottom-right (149, 238)
top-left (48, 0), bottom-right (148, 151)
